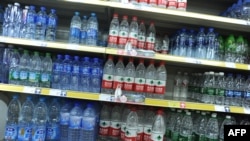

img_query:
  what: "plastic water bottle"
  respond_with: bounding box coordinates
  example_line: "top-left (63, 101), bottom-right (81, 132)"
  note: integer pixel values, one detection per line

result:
top-left (219, 115), bottom-right (235, 141)
top-left (155, 61), bottom-right (167, 99)
top-left (86, 13), bottom-right (99, 46)
top-left (136, 107), bottom-right (144, 141)
top-left (128, 16), bottom-right (138, 49)
top-left (137, 21), bottom-right (146, 50)
top-left (205, 113), bottom-right (219, 141)
top-left (178, 28), bottom-right (187, 56)
top-left (225, 73), bottom-right (234, 106)
top-left (186, 30), bottom-right (196, 57)
top-left (68, 103), bottom-right (82, 141)
top-left (28, 51), bottom-right (41, 87)
top-left (173, 71), bottom-right (182, 98)
top-left (4, 95), bottom-right (21, 141)
top-left (242, 0), bottom-right (250, 20)
top-left (80, 103), bottom-right (97, 141)
top-left (40, 53), bottom-right (52, 88)
top-left (61, 55), bottom-right (72, 90)
top-left (118, 15), bottom-right (129, 49)
top-left (113, 56), bottom-right (125, 90)
top-left (101, 55), bottom-right (114, 94)
top-left (150, 110), bottom-right (166, 141)
top-left (193, 112), bottom-right (207, 141)
top-left (35, 7), bottom-right (47, 40)
top-left (195, 27), bottom-right (206, 59)
top-left (179, 111), bottom-right (193, 141)
top-left (232, 74), bottom-right (245, 106)
top-left (205, 71), bottom-right (215, 104)
top-left (32, 97), bottom-right (48, 141)
top-left (52, 54), bottom-right (63, 89)
top-left (98, 103), bottom-right (110, 140)
top-left (91, 58), bottom-right (102, 93)
top-left (145, 22), bottom-right (156, 51)
top-left (17, 96), bottom-right (34, 141)
top-left (171, 109), bottom-right (183, 141)
top-left (80, 57), bottom-right (91, 92)
top-left (80, 15), bottom-right (88, 45)
top-left (69, 12), bottom-right (81, 44)
top-left (109, 105), bottom-right (121, 140)
top-left (134, 58), bottom-right (146, 96)
top-left (206, 28), bottom-right (216, 60)
top-left (8, 49), bottom-right (20, 85)
top-left (243, 75), bottom-right (250, 109)
top-left (25, 5), bottom-right (36, 39)
top-left (60, 101), bottom-right (72, 141)
top-left (19, 50), bottom-right (30, 86)
top-left (0, 5), bottom-right (4, 34)
top-left (46, 9), bottom-right (57, 41)
top-left (123, 58), bottom-right (136, 94)
top-left (120, 105), bottom-right (130, 141)
top-left (124, 107), bottom-right (138, 141)
top-left (70, 56), bottom-right (80, 91)
top-left (108, 13), bottom-right (119, 48)
top-left (143, 108), bottom-right (155, 141)
top-left (224, 34), bottom-right (236, 62)
top-left (145, 60), bottom-right (156, 98)
top-left (215, 72), bottom-right (226, 105)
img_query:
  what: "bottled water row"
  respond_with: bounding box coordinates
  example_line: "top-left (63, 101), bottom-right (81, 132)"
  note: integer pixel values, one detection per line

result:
top-left (173, 71), bottom-right (189, 100)
top-left (1, 2), bottom-right (57, 41)
top-left (102, 55), bottom-right (167, 99)
top-left (187, 71), bottom-right (250, 109)
top-left (4, 94), bottom-right (101, 141)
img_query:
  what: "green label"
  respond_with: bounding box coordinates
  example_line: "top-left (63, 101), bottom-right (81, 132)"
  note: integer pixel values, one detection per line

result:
top-left (165, 129), bottom-right (172, 138)
top-left (194, 87), bottom-right (199, 93)
top-left (178, 134), bottom-right (192, 141)
top-left (9, 70), bottom-right (19, 80)
top-left (207, 88), bottom-right (215, 95)
top-left (20, 71), bottom-right (28, 80)
top-left (194, 133), bottom-right (206, 141)
top-left (41, 73), bottom-right (50, 82)
top-left (28, 72), bottom-right (40, 82)
top-left (200, 87), bottom-right (206, 94)
top-left (171, 131), bottom-right (179, 141)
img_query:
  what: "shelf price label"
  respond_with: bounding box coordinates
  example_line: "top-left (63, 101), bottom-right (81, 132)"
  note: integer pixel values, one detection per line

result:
top-left (99, 94), bottom-right (114, 102)
top-left (244, 108), bottom-right (250, 114)
top-left (33, 41), bottom-right (47, 47)
top-left (214, 105), bottom-right (230, 112)
top-left (23, 86), bottom-right (41, 94)
top-left (185, 58), bottom-right (202, 64)
top-left (180, 102), bottom-right (186, 108)
top-left (67, 44), bottom-right (79, 50)
top-left (49, 89), bottom-right (67, 97)
top-left (225, 62), bottom-right (236, 68)
top-left (0, 37), bottom-right (6, 42)
top-left (247, 65), bottom-right (250, 70)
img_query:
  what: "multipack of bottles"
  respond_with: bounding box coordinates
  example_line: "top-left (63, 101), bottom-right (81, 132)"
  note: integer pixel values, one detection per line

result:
top-left (101, 55), bottom-right (167, 99)
top-left (1, 2), bottom-right (57, 41)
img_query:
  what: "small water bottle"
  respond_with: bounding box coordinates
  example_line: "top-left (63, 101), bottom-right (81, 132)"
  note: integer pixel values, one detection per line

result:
top-left (86, 13), bottom-right (99, 46)
top-left (80, 57), bottom-right (91, 92)
top-left (80, 15), bottom-right (88, 45)
top-left (25, 5), bottom-right (36, 39)
top-left (91, 58), bottom-right (102, 93)
top-left (46, 9), bottom-right (57, 41)
top-left (70, 56), bottom-right (80, 91)
top-left (60, 101), bottom-right (72, 141)
top-left (69, 12), bottom-right (81, 44)
top-left (68, 103), bottom-right (82, 141)
top-left (35, 7), bottom-right (47, 40)
top-left (52, 54), bottom-right (63, 89)
top-left (61, 55), bottom-right (72, 90)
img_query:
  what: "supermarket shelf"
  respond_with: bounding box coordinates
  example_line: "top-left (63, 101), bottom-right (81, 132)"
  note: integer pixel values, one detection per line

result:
top-left (0, 36), bottom-right (106, 54)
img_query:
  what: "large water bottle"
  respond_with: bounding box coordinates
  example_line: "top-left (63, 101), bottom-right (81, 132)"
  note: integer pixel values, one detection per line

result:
top-left (165, 109), bottom-right (176, 139)
top-left (40, 53), bottom-right (52, 88)
top-left (25, 5), bottom-right (36, 39)
top-left (205, 113), bottom-right (219, 141)
top-left (69, 12), bottom-right (81, 44)
top-left (205, 71), bottom-right (215, 104)
top-left (80, 103), bottom-right (97, 141)
top-left (46, 98), bottom-right (60, 141)
top-left (86, 13), bottom-right (99, 46)
top-left (134, 58), bottom-right (146, 96)
top-left (4, 95), bottom-right (21, 141)
top-left (137, 21), bottom-right (146, 50)
top-left (8, 49), bottom-right (20, 85)
top-left (124, 107), bottom-right (138, 141)
top-left (242, 0), bottom-right (250, 20)
top-left (186, 30), bottom-right (196, 57)
top-left (70, 56), bottom-right (80, 91)
top-left (46, 9), bottom-right (57, 41)
top-left (155, 61), bottom-right (167, 99)
top-left (98, 103), bottom-right (110, 140)
top-left (179, 111), bottom-right (193, 141)
top-left (60, 101), bottom-right (72, 141)
top-left (225, 73), bottom-right (234, 106)
top-left (224, 34), bottom-right (236, 62)
top-left (68, 103), bottom-right (82, 141)
top-left (61, 55), bottom-right (72, 90)
top-left (35, 7), bottom-right (47, 40)
top-left (215, 72), bottom-right (226, 105)
top-left (128, 16), bottom-right (138, 49)
top-left (150, 110), bottom-right (166, 141)
top-left (123, 58), bottom-right (136, 94)
top-left (80, 57), bottom-right (91, 92)
top-left (145, 60), bottom-right (156, 98)
top-left (171, 109), bottom-right (183, 141)
top-left (91, 58), bottom-right (102, 93)
top-left (219, 115), bottom-right (235, 141)
top-left (143, 108), bottom-right (155, 141)
top-left (193, 112), bottom-right (208, 141)
top-left (232, 74), bottom-right (245, 106)
top-left (120, 105), bottom-right (131, 141)
top-left (206, 28), bottom-right (216, 60)
top-left (195, 27), bottom-right (206, 59)
top-left (108, 13), bottom-right (119, 48)
top-left (117, 15), bottom-right (129, 49)
top-left (52, 54), bottom-right (63, 89)
top-left (243, 75), bottom-right (250, 109)
top-left (28, 51), bottom-right (41, 87)
top-left (32, 97), bottom-right (48, 141)
top-left (113, 56), bottom-right (125, 90)
top-left (101, 55), bottom-right (114, 94)
top-left (80, 16), bottom-right (88, 45)
top-left (109, 105), bottom-right (121, 140)
top-left (145, 22), bottom-right (156, 51)
top-left (178, 28), bottom-right (187, 56)
top-left (173, 71), bottom-right (182, 98)
top-left (19, 50), bottom-right (30, 86)
top-left (136, 107), bottom-right (144, 141)
top-left (7, 3), bottom-right (21, 37)
top-left (0, 5), bottom-right (4, 34)
top-left (17, 96), bottom-right (34, 141)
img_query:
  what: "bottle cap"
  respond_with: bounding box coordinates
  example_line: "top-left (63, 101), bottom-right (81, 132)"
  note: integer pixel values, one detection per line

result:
top-left (113, 13), bottom-right (118, 17)
top-left (108, 55), bottom-right (113, 60)
top-left (129, 57), bottom-right (134, 62)
top-left (132, 16), bottom-right (137, 21)
top-left (149, 59), bottom-right (154, 64)
top-left (226, 115), bottom-right (231, 119)
top-left (74, 56), bottom-right (79, 60)
top-left (157, 109), bottom-right (164, 115)
top-left (139, 58), bottom-right (144, 63)
top-left (160, 61), bottom-right (165, 66)
top-left (118, 56), bottom-right (123, 61)
top-left (75, 11), bottom-right (80, 15)
top-left (211, 113), bottom-right (217, 118)
top-left (51, 9), bottom-right (56, 13)
top-left (123, 15), bottom-right (128, 19)
top-left (40, 6), bottom-right (46, 11)
top-left (201, 112), bottom-right (206, 115)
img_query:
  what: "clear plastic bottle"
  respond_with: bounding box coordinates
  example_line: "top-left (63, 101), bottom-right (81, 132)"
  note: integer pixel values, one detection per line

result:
top-left (70, 56), bottom-right (81, 91)
top-left (25, 5), bottom-right (36, 39)
top-left (219, 115), bottom-right (235, 141)
top-left (205, 71), bottom-right (215, 104)
top-left (17, 96), bottom-right (34, 141)
top-left (145, 22), bottom-right (156, 51)
top-left (46, 9), bottom-right (57, 41)
top-left (120, 105), bottom-right (131, 141)
top-left (128, 16), bottom-right (138, 49)
top-left (69, 12), bottom-right (81, 44)
top-left (186, 30), bottom-right (196, 57)
top-left (232, 74), bottom-right (245, 106)
top-left (109, 105), bottom-right (121, 141)
top-left (19, 50), bottom-right (30, 86)
top-left (32, 97), bottom-right (48, 141)
top-left (113, 56), bottom-right (125, 90)
top-left (180, 72), bottom-right (189, 100)
top-left (124, 107), bottom-right (138, 141)
top-left (123, 58), bottom-right (136, 94)
top-left (61, 55), bottom-right (72, 90)
top-left (80, 57), bottom-right (91, 92)
top-left (225, 73), bottom-right (234, 106)
top-left (205, 113), bottom-right (219, 141)
top-left (193, 112), bottom-right (208, 141)
top-left (137, 21), bottom-right (146, 50)
top-left (155, 61), bottom-right (167, 99)
top-left (206, 27), bottom-right (216, 60)
top-left (91, 58), bottom-right (102, 93)
top-left (101, 55), bottom-right (115, 94)
top-left (8, 49), bottom-right (20, 85)
top-left (86, 13), bottom-right (99, 46)
top-left (4, 95), bottom-right (21, 141)
top-left (178, 28), bottom-right (187, 56)
top-left (108, 13), bottom-right (119, 48)
top-left (46, 98), bottom-right (60, 141)
top-left (215, 72), bottom-right (226, 105)
top-left (179, 111), bottom-right (193, 141)
top-left (68, 103), bottom-right (82, 141)
top-left (52, 54), bottom-right (63, 89)
top-left (35, 7), bottom-right (47, 40)
top-left (98, 103), bottom-right (111, 141)
top-left (165, 108), bottom-right (176, 139)
top-left (150, 110), bottom-right (166, 141)
top-left (80, 15), bottom-right (88, 45)
top-left (171, 109), bottom-right (183, 141)
top-left (40, 53), bottom-right (52, 88)
top-left (28, 51), bottom-right (41, 87)
top-left (117, 15), bottom-right (129, 49)
top-left (173, 71), bottom-right (182, 98)
top-left (136, 106), bottom-right (144, 141)
top-left (60, 101), bottom-right (72, 141)
top-left (80, 103), bottom-right (97, 141)
top-left (134, 58), bottom-right (146, 96)
top-left (195, 27), bottom-right (206, 59)
top-left (243, 75), bottom-right (250, 109)
top-left (145, 60), bottom-right (156, 98)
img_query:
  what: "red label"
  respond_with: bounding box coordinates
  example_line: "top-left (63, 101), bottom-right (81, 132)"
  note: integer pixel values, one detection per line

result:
top-left (145, 85), bottom-right (154, 93)
top-left (108, 36), bottom-right (118, 44)
top-left (125, 137), bottom-right (137, 141)
top-left (136, 132), bottom-right (143, 141)
top-left (145, 42), bottom-right (154, 50)
top-left (99, 127), bottom-right (109, 136)
top-left (118, 37), bottom-right (128, 47)
top-left (137, 41), bottom-right (145, 49)
top-left (109, 128), bottom-right (120, 137)
top-left (155, 86), bottom-right (166, 94)
top-left (168, 1), bottom-right (177, 7)
top-left (129, 38), bottom-right (138, 48)
top-left (113, 81), bottom-right (123, 89)
top-left (102, 80), bottom-right (113, 89)
top-left (124, 83), bottom-right (134, 91)
top-left (138, 0), bottom-right (148, 3)
top-left (157, 0), bottom-right (167, 6)
top-left (177, 2), bottom-right (187, 9)
top-left (121, 131), bottom-right (125, 140)
top-left (143, 133), bottom-right (151, 141)
top-left (149, 0), bottom-right (157, 4)
top-left (134, 84), bottom-right (145, 92)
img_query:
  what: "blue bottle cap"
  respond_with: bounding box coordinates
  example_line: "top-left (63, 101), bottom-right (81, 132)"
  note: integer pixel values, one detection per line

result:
top-left (236, 74), bottom-right (241, 78)
top-left (39, 97), bottom-right (45, 102)
top-left (91, 13), bottom-right (96, 17)
top-left (208, 27), bottom-right (214, 32)
top-left (93, 58), bottom-right (99, 63)
top-left (237, 0), bottom-right (243, 6)
top-left (74, 56), bottom-right (79, 60)
top-left (29, 5), bottom-right (35, 10)
top-left (12, 95), bottom-right (19, 99)
top-left (40, 6), bottom-right (46, 11)
top-left (87, 103), bottom-right (93, 108)
top-left (181, 28), bottom-right (186, 32)
top-left (65, 54), bottom-right (71, 59)
top-left (83, 57), bottom-right (90, 61)
top-left (51, 9), bottom-right (56, 13)
top-left (82, 15), bottom-right (87, 20)
top-left (227, 73), bottom-right (233, 77)
top-left (199, 27), bottom-right (205, 31)
top-left (26, 96), bottom-right (32, 101)
top-left (75, 11), bottom-right (80, 16)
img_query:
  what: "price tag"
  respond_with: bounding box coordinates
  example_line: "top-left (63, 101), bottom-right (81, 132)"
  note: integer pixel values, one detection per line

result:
top-left (49, 89), bottom-right (67, 97)
top-left (214, 105), bottom-right (230, 112)
top-left (168, 101), bottom-right (179, 107)
top-left (180, 102), bottom-right (186, 108)
top-left (244, 108), bottom-right (250, 114)
top-left (99, 94), bottom-right (113, 102)
top-left (185, 58), bottom-right (202, 64)
top-left (248, 65), bottom-right (250, 70)
top-left (225, 62), bottom-right (236, 68)
top-left (67, 44), bottom-right (79, 50)
top-left (117, 49), bottom-right (126, 55)
top-left (0, 37), bottom-right (6, 42)
top-left (23, 86), bottom-right (41, 94)
top-left (33, 41), bottom-right (47, 47)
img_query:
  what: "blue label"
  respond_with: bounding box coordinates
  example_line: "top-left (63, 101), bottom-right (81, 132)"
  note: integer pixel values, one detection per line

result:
top-left (69, 116), bottom-right (82, 128)
top-left (72, 65), bottom-right (80, 74)
top-left (226, 90), bottom-right (234, 97)
top-left (91, 68), bottom-right (100, 76)
top-left (41, 73), bottom-right (50, 82)
top-left (29, 72), bottom-right (37, 81)
top-left (87, 28), bottom-right (97, 38)
top-left (187, 38), bottom-right (195, 47)
top-left (48, 17), bottom-right (57, 27)
top-left (81, 31), bottom-right (87, 39)
top-left (27, 14), bottom-right (36, 24)
top-left (20, 71), bottom-right (28, 80)
top-left (18, 126), bottom-right (32, 140)
top-left (70, 27), bottom-right (80, 38)
top-left (81, 117), bottom-right (96, 130)
top-left (12, 70), bottom-right (19, 79)
top-left (33, 127), bottom-right (46, 141)
top-left (63, 64), bottom-right (71, 73)
top-left (46, 125), bottom-right (59, 140)
top-left (244, 91), bottom-right (250, 99)
top-left (54, 63), bottom-right (62, 72)
top-left (36, 16), bottom-right (47, 26)
top-left (81, 67), bottom-right (91, 75)
top-left (233, 91), bottom-right (243, 98)
top-left (60, 112), bottom-right (70, 125)
top-left (5, 125), bottom-right (17, 140)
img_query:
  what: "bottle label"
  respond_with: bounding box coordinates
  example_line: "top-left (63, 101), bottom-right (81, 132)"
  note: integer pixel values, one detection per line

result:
top-left (200, 87), bottom-right (206, 94)
top-left (146, 37), bottom-right (155, 50)
top-left (233, 91), bottom-right (243, 98)
top-left (102, 74), bottom-right (114, 89)
top-left (9, 70), bottom-right (19, 80)
top-left (139, 0), bottom-right (148, 3)
top-left (87, 28), bottom-right (98, 38)
top-left (46, 125), bottom-right (59, 140)
top-left (155, 80), bottom-right (166, 94)
top-left (168, 0), bottom-right (177, 8)
top-left (194, 133), bottom-right (206, 141)
top-left (226, 90), bottom-right (234, 97)
top-left (109, 30), bottom-right (119, 44)
top-left (124, 127), bottom-right (137, 141)
top-left (48, 17), bottom-right (57, 27)
top-left (149, 0), bottom-right (157, 5)
top-left (99, 120), bottom-right (110, 136)
top-left (17, 126), bottom-right (32, 140)
top-left (69, 116), bottom-right (82, 128)
top-left (54, 63), bottom-right (63, 72)
top-left (82, 117), bottom-right (96, 130)
top-left (207, 88), bottom-right (215, 95)
top-left (145, 79), bottom-right (155, 93)
top-left (81, 67), bottom-right (91, 75)
top-left (70, 27), bottom-right (80, 38)
top-left (143, 125), bottom-right (152, 141)
top-left (137, 35), bottom-right (146, 49)
top-left (171, 131), bottom-right (179, 141)
top-left (20, 70), bottom-right (28, 80)
top-left (5, 125), bottom-right (17, 140)
top-left (109, 121), bottom-right (121, 137)
top-left (244, 91), bottom-right (250, 99)
top-left (92, 68), bottom-right (100, 76)
top-left (121, 123), bottom-right (126, 140)
top-left (41, 73), bottom-right (50, 82)
top-left (33, 126), bottom-right (46, 141)
top-left (215, 88), bottom-right (225, 96)
top-left (72, 65), bottom-right (80, 73)
top-left (63, 64), bottom-right (71, 73)
top-left (124, 77), bottom-right (135, 91)
top-left (178, 134), bottom-right (192, 141)
top-left (158, 0), bottom-right (167, 6)
top-left (81, 30), bottom-right (87, 40)
top-left (137, 124), bottom-right (144, 141)
top-left (151, 131), bottom-right (164, 141)
top-left (177, 0), bottom-right (187, 9)
top-left (128, 32), bottom-right (138, 47)
top-left (134, 78), bottom-right (145, 92)
top-left (28, 71), bottom-right (40, 82)
top-left (60, 112), bottom-right (70, 125)
top-left (113, 75), bottom-right (124, 89)
top-left (118, 31), bottom-right (128, 46)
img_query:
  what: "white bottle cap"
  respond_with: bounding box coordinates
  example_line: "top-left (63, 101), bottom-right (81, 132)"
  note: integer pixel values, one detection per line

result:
top-left (186, 112), bottom-right (191, 115)
top-left (211, 113), bottom-right (217, 118)
top-left (226, 115), bottom-right (231, 119)
top-left (209, 71), bottom-right (214, 75)
top-left (219, 72), bottom-right (224, 76)
top-left (201, 112), bottom-right (206, 115)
